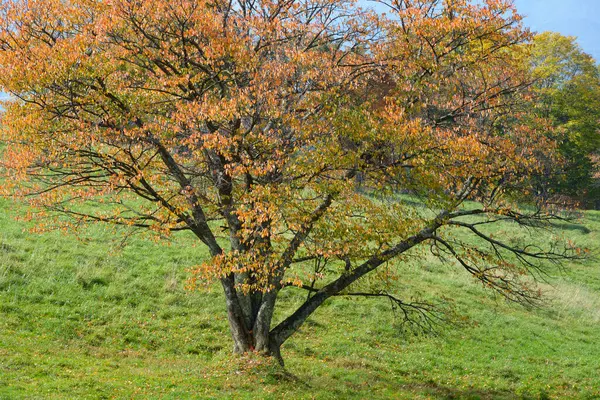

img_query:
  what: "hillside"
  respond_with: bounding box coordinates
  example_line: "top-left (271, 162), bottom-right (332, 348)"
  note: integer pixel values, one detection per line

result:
top-left (1, 197), bottom-right (600, 399)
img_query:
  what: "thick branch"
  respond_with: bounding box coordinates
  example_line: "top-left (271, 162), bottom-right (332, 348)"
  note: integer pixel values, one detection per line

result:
top-left (147, 136), bottom-right (222, 255)
top-left (269, 212), bottom-right (448, 346)
top-left (279, 194), bottom-right (334, 270)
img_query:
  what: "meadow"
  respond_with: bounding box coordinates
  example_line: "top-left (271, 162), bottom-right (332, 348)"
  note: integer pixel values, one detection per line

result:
top-left (1, 196), bottom-right (599, 399)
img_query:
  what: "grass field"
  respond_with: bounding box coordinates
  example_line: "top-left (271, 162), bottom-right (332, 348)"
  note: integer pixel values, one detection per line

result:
top-left (1, 196), bottom-right (600, 399)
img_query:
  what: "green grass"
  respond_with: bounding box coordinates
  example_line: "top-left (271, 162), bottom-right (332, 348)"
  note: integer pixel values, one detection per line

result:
top-left (1, 196), bottom-right (600, 399)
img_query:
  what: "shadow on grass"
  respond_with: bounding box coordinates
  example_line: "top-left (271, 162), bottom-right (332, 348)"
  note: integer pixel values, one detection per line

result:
top-left (551, 221), bottom-right (591, 234)
top-left (402, 382), bottom-right (544, 400)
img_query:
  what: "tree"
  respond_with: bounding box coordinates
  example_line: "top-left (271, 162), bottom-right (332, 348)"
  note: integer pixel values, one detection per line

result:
top-left (0, 0), bottom-right (579, 364)
top-left (529, 32), bottom-right (600, 207)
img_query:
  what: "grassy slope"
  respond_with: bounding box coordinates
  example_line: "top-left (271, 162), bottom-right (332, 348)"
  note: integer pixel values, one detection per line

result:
top-left (1, 197), bottom-right (599, 399)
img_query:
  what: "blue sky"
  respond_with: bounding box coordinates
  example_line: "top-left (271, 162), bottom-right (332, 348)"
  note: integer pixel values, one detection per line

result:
top-left (514, 0), bottom-right (600, 61)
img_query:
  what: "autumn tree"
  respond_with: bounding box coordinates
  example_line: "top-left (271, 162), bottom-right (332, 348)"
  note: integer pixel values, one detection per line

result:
top-left (0, 0), bottom-right (579, 363)
top-left (529, 32), bottom-right (600, 207)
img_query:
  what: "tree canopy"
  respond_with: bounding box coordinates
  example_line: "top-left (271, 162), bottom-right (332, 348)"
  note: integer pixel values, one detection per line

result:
top-left (529, 31), bottom-right (600, 207)
top-left (0, 0), bottom-right (580, 362)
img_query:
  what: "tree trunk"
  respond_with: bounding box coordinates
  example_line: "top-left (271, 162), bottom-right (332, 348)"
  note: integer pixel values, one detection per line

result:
top-left (226, 306), bottom-right (284, 365)
top-left (221, 277), bottom-right (253, 354)
top-left (221, 275), bottom-right (283, 363)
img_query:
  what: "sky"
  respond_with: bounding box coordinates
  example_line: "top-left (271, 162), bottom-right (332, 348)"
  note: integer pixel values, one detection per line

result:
top-left (514, 0), bottom-right (600, 61)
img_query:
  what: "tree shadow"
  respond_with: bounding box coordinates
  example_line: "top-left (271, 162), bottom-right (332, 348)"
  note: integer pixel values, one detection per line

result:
top-left (402, 382), bottom-right (543, 400)
top-left (551, 221), bottom-right (591, 234)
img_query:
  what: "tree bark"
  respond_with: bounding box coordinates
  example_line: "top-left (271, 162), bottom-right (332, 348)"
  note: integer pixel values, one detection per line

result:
top-left (221, 274), bottom-right (280, 361)
top-left (253, 292), bottom-right (277, 351)
top-left (221, 275), bottom-right (253, 353)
